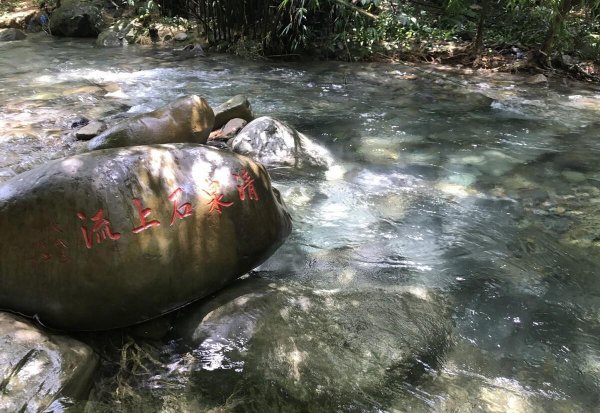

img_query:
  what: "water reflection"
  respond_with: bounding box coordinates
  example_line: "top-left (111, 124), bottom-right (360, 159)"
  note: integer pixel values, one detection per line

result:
top-left (2, 34), bottom-right (600, 411)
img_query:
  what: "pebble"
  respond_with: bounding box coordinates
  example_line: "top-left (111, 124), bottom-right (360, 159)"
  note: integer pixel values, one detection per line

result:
top-left (562, 170), bottom-right (587, 183)
top-left (76, 121), bottom-right (106, 140)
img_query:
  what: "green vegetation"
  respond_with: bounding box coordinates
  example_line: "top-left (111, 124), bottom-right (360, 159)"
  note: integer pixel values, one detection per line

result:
top-left (8, 0), bottom-right (590, 77)
top-left (146, 0), bottom-right (599, 72)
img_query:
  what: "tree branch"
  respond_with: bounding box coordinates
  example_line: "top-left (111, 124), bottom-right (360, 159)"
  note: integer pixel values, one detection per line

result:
top-left (334, 0), bottom-right (377, 19)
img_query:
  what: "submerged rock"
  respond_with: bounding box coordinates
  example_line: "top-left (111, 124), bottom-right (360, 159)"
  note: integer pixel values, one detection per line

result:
top-left (0, 28), bottom-right (27, 41)
top-left (230, 116), bottom-right (334, 170)
top-left (0, 144), bottom-right (291, 330)
top-left (173, 43), bottom-right (205, 60)
top-left (88, 95), bottom-right (214, 151)
top-left (0, 312), bottom-right (98, 411)
top-left (49, 0), bottom-right (104, 38)
top-left (561, 170), bottom-right (587, 183)
top-left (166, 280), bottom-right (452, 411)
top-left (213, 95), bottom-right (253, 129)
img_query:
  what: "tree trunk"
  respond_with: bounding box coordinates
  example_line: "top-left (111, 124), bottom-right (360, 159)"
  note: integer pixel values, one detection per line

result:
top-left (471, 0), bottom-right (490, 60)
top-left (540, 0), bottom-right (574, 56)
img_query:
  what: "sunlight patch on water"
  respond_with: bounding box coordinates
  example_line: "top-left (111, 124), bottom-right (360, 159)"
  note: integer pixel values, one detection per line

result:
top-left (34, 67), bottom-right (189, 85)
top-left (195, 339), bottom-right (245, 372)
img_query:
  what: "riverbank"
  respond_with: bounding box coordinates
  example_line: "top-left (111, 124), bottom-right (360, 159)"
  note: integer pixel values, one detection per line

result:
top-left (2, 0), bottom-right (599, 84)
top-left (388, 41), bottom-right (600, 83)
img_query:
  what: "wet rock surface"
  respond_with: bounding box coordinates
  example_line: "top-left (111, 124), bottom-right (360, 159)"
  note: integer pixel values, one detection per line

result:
top-left (0, 312), bottom-right (98, 412)
top-left (0, 28), bottom-right (27, 42)
top-left (76, 120), bottom-right (106, 140)
top-left (84, 278), bottom-right (452, 411)
top-left (230, 116), bottom-right (334, 170)
top-left (96, 29), bottom-right (126, 47)
top-left (88, 95), bottom-right (214, 150)
top-left (208, 117), bottom-right (247, 142)
top-left (213, 95), bottom-right (253, 129)
top-left (0, 144), bottom-right (291, 330)
top-left (173, 43), bottom-right (206, 60)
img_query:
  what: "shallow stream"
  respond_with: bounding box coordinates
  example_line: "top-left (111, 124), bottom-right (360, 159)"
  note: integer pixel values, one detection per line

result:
top-left (1, 34), bottom-right (600, 412)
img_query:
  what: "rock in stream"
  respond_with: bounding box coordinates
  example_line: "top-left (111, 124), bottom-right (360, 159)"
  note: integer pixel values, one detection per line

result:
top-left (230, 116), bottom-right (334, 170)
top-left (0, 144), bottom-right (291, 330)
top-left (88, 95), bottom-right (214, 151)
top-left (0, 312), bottom-right (98, 412)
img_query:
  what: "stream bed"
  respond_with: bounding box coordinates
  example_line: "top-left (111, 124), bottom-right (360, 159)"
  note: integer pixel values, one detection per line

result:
top-left (1, 34), bottom-right (600, 412)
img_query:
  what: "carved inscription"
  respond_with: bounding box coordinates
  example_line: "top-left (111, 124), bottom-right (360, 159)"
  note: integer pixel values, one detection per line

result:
top-left (32, 169), bottom-right (262, 259)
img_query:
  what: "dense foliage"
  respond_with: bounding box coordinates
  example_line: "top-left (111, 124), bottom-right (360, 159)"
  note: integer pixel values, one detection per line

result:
top-left (3, 0), bottom-right (598, 69)
top-left (147, 0), bottom-right (600, 67)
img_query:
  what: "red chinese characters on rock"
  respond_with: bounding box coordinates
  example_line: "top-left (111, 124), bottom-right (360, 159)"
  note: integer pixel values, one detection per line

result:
top-left (77, 209), bottom-right (121, 249)
top-left (30, 224), bottom-right (71, 264)
top-left (74, 179), bottom-right (254, 250)
top-left (131, 198), bottom-right (161, 233)
top-left (233, 169), bottom-right (260, 201)
top-left (168, 187), bottom-right (193, 225)
top-left (205, 181), bottom-right (233, 214)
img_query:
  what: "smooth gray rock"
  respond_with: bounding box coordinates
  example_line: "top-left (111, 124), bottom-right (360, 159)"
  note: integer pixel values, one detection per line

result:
top-left (229, 116), bottom-right (334, 169)
top-left (88, 95), bottom-right (214, 151)
top-left (209, 118), bottom-right (247, 142)
top-left (0, 312), bottom-right (98, 411)
top-left (0, 144), bottom-right (291, 330)
top-left (49, 0), bottom-right (104, 37)
top-left (76, 121), bottom-right (106, 140)
top-left (222, 118), bottom-right (247, 137)
top-left (96, 29), bottom-right (126, 47)
top-left (0, 28), bottom-right (27, 41)
top-left (213, 95), bottom-right (253, 130)
top-left (526, 74), bottom-right (548, 85)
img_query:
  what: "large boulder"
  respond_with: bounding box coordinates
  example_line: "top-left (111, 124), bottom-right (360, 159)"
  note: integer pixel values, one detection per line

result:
top-left (88, 95), bottom-right (214, 151)
top-left (0, 28), bottom-right (27, 41)
top-left (213, 95), bottom-right (253, 129)
top-left (230, 116), bottom-right (334, 169)
top-left (164, 280), bottom-right (452, 411)
top-left (48, 0), bottom-right (104, 37)
top-left (0, 312), bottom-right (98, 411)
top-left (0, 144), bottom-right (292, 330)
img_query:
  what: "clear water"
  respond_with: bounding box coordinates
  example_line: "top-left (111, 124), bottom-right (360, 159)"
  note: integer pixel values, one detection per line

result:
top-left (2, 34), bottom-right (600, 412)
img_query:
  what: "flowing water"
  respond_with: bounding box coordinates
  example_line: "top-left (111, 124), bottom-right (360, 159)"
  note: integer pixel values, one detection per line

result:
top-left (1, 34), bottom-right (600, 412)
